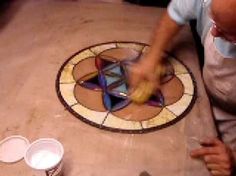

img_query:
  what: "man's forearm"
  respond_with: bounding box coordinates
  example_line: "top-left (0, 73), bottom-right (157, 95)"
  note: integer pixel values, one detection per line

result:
top-left (147, 11), bottom-right (183, 64)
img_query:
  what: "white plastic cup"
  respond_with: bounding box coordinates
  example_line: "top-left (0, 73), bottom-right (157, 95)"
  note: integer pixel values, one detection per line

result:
top-left (24, 138), bottom-right (64, 176)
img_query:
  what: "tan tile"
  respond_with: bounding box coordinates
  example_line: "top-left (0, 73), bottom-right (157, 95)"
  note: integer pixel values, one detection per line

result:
top-left (72, 104), bottom-right (108, 125)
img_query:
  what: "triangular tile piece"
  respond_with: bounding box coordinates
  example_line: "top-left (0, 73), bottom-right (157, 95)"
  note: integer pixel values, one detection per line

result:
top-left (108, 92), bottom-right (130, 111)
top-left (77, 72), bottom-right (101, 90)
top-left (102, 91), bottom-right (130, 112)
top-left (105, 65), bottom-right (123, 76)
top-left (98, 73), bottom-right (107, 88)
top-left (108, 80), bottom-right (128, 96)
top-left (105, 75), bottom-right (121, 86)
top-left (95, 56), bottom-right (116, 70)
top-left (147, 90), bottom-right (165, 107)
top-left (103, 92), bottom-right (112, 111)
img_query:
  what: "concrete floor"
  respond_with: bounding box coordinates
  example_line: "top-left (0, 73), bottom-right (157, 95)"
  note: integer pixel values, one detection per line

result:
top-left (0, 1), bottom-right (216, 176)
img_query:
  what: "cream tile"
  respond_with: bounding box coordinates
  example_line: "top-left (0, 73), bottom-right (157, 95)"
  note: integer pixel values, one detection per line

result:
top-left (142, 45), bottom-right (150, 54)
top-left (170, 58), bottom-right (188, 75)
top-left (59, 63), bottom-right (75, 83)
top-left (69, 49), bottom-right (95, 65)
top-left (103, 113), bottom-right (142, 130)
top-left (59, 83), bottom-right (77, 106)
top-left (166, 94), bottom-right (193, 116)
top-left (176, 74), bottom-right (194, 95)
top-left (72, 104), bottom-right (108, 125)
top-left (117, 42), bottom-right (144, 52)
top-left (90, 43), bottom-right (116, 55)
top-left (142, 108), bottom-right (176, 128)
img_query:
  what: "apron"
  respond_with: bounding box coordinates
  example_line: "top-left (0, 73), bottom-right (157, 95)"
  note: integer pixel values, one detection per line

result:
top-left (203, 30), bottom-right (236, 162)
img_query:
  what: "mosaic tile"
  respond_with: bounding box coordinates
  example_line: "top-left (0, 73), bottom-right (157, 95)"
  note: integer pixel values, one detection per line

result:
top-left (60, 64), bottom-right (75, 83)
top-left (166, 94), bottom-right (193, 116)
top-left (176, 74), bottom-right (194, 95)
top-left (104, 113), bottom-right (142, 130)
top-left (90, 43), bottom-right (116, 55)
top-left (72, 104), bottom-right (108, 125)
top-left (78, 72), bottom-right (101, 91)
top-left (59, 83), bottom-right (77, 106)
top-left (142, 46), bottom-right (150, 54)
top-left (100, 48), bottom-right (139, 61)
top-left (142, 108), bottom-right (176, 128)
top-left (69, 49), bottom-right (95, 65)
top-left (117, 42), bottom-right (144, 52)
top-left (170, 58), bottom-right (188, 75)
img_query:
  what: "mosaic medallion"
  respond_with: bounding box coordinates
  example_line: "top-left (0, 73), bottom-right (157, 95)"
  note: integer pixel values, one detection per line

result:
top-left (56, 41), bottom-right (196, 133)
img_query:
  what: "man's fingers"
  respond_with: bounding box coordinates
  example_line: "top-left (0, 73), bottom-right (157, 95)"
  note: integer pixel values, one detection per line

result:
top-left (210, 169), bottom-right (231, 176)
top-left (200, 138), bottom-right (222, 147)
top-left (190, 147), bottom-right (218, 157)
top-left (204, 154), bottom-right (223, 163)
top-left (207, 163), bottom-right (231, 170)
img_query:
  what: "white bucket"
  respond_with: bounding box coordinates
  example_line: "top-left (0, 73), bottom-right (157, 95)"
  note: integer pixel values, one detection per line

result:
top-left (24, 138), bottom-right (64, 176)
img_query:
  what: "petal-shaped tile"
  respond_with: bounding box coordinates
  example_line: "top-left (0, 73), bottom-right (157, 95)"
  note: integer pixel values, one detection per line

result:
top-left (73, 57), bottom-right (97, 82)
top-left (74, 84), bottom-right (106, 112)
top-left (161, 76), bottom-right (184, 106)
top-left (160, 60), bottom-right (175, 84)
top-left (112, 102), bottom-right (162, 121)
top-left (99, 48), bottom-right (140, 62)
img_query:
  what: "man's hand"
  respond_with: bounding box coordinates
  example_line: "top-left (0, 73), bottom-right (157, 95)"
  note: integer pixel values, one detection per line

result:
top-left (129, 58), bottom-right (164, 104)
top-left (190, 138), bottom-right (233, 176)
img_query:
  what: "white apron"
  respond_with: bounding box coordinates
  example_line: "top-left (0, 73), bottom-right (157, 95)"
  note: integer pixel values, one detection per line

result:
top-left (203, 30), bottom-right (236, 163)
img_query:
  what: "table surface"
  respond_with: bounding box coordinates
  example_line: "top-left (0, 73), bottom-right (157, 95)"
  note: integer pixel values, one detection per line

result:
top-left (0, 1), bottom-right (217, 176)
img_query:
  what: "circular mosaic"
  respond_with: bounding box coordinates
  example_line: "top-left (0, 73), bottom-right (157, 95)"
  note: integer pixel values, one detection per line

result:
top-left (56, 41), bottom-right (196, 133)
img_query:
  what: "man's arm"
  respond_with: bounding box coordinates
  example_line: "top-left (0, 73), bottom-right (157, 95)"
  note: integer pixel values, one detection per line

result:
top-left (129, 11), bottom-right (183, 103)
top-left (146, 11), bottom-right (183, 65)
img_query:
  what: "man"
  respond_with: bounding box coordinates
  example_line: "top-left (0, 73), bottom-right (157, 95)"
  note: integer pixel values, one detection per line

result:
top-left (130, 0), bottom-right (236, 175)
